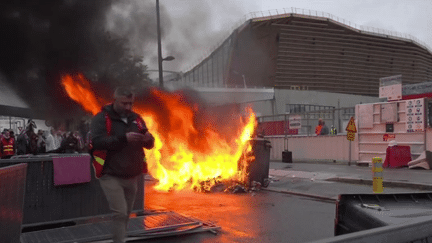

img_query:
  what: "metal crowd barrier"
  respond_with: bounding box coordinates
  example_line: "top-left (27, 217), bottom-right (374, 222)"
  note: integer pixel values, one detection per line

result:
top-left (0, 154), bottom-right (144, 227)
top-left (310, 216), bottom-right (432, 243)
top-left (0, 163), bottom-right (27, 243)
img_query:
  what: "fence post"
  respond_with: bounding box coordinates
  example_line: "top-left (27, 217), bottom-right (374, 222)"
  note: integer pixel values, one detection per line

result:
top-left (284, 114), bottom-right (288, 150)
top-left (338, 100), bottom-right (341, 132)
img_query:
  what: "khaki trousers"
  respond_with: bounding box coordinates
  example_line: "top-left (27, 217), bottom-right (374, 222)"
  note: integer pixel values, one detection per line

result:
top-left (99, 174), bottom-right (140, 243)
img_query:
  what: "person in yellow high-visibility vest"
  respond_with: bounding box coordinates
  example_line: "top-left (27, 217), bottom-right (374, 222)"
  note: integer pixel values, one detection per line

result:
top-left (330, 125), bottom-right (337, 135)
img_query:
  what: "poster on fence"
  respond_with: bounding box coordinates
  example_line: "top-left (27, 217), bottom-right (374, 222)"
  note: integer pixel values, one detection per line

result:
top-left (406, 98), bottom-right (424, 132)
top-left (289, 115), bottom-right (302, 129)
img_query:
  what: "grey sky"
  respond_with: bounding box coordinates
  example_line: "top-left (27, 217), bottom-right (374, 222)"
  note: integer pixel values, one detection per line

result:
top-left (140, 0), bottom-right (432, 76)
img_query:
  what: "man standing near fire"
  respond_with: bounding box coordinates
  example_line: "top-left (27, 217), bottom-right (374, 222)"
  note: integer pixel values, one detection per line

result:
top-left (90, 87), bottom-right (154, 243)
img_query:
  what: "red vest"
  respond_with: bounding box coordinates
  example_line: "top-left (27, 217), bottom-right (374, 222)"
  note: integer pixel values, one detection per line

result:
top-left (1, 137), bottom-right (15, 156)
top-left (90, 112), bottom-right (148, 178)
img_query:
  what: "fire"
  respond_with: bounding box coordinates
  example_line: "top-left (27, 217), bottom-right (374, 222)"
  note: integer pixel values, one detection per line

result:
top-left (61, 74), bottom-right (257, 192)
top-left (60, 73), bottom-right (107, 115)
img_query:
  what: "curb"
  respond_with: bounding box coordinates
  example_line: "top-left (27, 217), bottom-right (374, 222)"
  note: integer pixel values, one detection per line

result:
top-left (263, 187), bottom-right (337, 203)
top-left (326, 177), bottom-right (432, 191)
top-left (271, 160), bottom-right (361, 166)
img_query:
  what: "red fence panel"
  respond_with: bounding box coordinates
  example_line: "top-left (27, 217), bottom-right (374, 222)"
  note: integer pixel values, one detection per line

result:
top-left (258, 121), bottom-right (298, 136)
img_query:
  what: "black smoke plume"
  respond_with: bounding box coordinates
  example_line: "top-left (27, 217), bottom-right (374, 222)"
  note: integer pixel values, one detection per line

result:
top-left (0, 0), bottom-right (250, 124)
top-left (0, 0), bottom-right (154, 121)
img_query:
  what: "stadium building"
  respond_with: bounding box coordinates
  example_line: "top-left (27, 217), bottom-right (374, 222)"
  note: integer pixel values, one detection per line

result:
top-left (176, 9), bottom-right (432, 97)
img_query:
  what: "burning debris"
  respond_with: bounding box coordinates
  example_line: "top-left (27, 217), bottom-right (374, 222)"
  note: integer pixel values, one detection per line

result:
top-left (62, 74), bottom-right (258, 192)
top-left (197, 178), bottom-right (248, 193)
top-left (193, 175), bottom-right (266, 194)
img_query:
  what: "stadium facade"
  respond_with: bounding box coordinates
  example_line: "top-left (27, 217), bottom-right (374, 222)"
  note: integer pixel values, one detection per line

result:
top-left (176, 10), bottom-right (432, 97)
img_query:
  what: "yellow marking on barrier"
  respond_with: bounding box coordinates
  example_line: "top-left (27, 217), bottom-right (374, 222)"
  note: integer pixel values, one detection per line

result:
top-left (94, 156), bottom-right (105, 166)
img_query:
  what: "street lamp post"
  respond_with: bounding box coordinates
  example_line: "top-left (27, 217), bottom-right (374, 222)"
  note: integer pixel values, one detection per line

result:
top-left (156, 0), bottom-right (163, 88)
top-left (156, 0), bottom-right (175, 88)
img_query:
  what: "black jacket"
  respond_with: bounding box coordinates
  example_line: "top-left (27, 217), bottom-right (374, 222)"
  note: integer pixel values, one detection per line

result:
top-left (90, 104), bottom-right (154, 178)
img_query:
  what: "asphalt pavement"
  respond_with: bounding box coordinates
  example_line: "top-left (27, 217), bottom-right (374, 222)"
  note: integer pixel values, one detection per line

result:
top-left (135, 161), bottom-right (432, 243)
top-left (266, 160), bottom-right (432, 201)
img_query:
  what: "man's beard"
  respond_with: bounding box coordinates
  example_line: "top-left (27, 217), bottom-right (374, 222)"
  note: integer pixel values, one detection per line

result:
top-left (119, 110), bottom-right (131, 118)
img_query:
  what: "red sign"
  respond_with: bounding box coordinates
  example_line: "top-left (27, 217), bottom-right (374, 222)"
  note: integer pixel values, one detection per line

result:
top-left (383, 134), bottom-right (395, 141)
top-left (346, 117), bottom-right (357, 133)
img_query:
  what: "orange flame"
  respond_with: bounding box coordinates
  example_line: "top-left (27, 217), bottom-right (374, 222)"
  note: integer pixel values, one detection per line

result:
top-left (61, 74), bottom-right (257, 192)
top-left (61, 73), bottom-right (106, 115)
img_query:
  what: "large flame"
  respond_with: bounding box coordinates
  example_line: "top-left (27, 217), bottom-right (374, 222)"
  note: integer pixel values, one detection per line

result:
top-left (61, 74), bottom-right (257, 191)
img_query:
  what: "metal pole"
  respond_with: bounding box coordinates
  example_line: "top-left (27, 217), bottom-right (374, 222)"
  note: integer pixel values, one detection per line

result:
top-left (348, 140), bottom-right (351, 166)
top-left (338, 99), bottom-right (341, 132)
top-left (284, 114), bottom-right (288, 151)
top-left (156, 0), bottom-right (164, 88)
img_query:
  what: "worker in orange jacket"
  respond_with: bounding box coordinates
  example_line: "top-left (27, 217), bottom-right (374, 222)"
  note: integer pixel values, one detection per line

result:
top-left (315, 119), bottom-right (323, 136)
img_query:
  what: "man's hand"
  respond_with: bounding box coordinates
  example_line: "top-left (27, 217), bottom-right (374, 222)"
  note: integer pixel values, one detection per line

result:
top-left (142, 131), bottom-right (154, 144)
top-left (126, 132), bottom-right (146, 143)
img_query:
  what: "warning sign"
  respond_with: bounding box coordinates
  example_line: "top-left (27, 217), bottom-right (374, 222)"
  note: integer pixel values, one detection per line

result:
top-left (346, 117), bottom-right (357, 133)
top-left (347, 131), bottom-right (355, 141)
top-left (289, 115), bottom-right (302, 129)
top-left (406, 98), bottom-right (424, 132)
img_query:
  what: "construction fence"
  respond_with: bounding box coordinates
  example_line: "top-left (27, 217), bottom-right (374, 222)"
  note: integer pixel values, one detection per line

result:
top-left (257, 106), bottom-right (355, 137)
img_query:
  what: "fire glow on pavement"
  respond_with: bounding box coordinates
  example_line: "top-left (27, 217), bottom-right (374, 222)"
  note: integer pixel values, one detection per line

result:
top-left (61, 73), bottom-right (257, 192)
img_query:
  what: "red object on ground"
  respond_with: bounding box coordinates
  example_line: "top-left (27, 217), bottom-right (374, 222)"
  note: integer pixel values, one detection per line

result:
top-left (383, 145), bottom-right (412, 168)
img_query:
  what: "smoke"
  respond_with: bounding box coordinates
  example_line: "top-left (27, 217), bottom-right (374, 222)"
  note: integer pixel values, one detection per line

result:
top-left (0, 0), bottom-right (252, 121)
top-left (0, 0), bottom-right (115, 119)
top-left (106, 0), bottom-right (252, 72)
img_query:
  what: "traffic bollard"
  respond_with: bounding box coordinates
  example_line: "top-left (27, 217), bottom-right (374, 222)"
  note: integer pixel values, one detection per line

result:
top-left (372, 157), bottom-right (383, 193)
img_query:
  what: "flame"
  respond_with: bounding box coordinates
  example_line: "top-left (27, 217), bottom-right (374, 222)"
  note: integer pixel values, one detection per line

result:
top-left (61, 74), bottom-right (257, 192)
top-left (61, 73), bottom-right (106, 115)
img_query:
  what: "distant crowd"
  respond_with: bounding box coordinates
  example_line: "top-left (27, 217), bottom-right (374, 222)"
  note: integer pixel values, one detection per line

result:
top-left (0, 120), bottom-right (89, 159)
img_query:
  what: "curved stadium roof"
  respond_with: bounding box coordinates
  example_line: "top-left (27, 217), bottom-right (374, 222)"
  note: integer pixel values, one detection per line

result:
top-left (179, 8), bottom-right (432, 96)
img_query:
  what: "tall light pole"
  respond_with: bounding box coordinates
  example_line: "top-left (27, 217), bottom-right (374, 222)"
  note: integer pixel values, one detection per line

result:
top-left (156, 0), bottom-right (164, 88)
